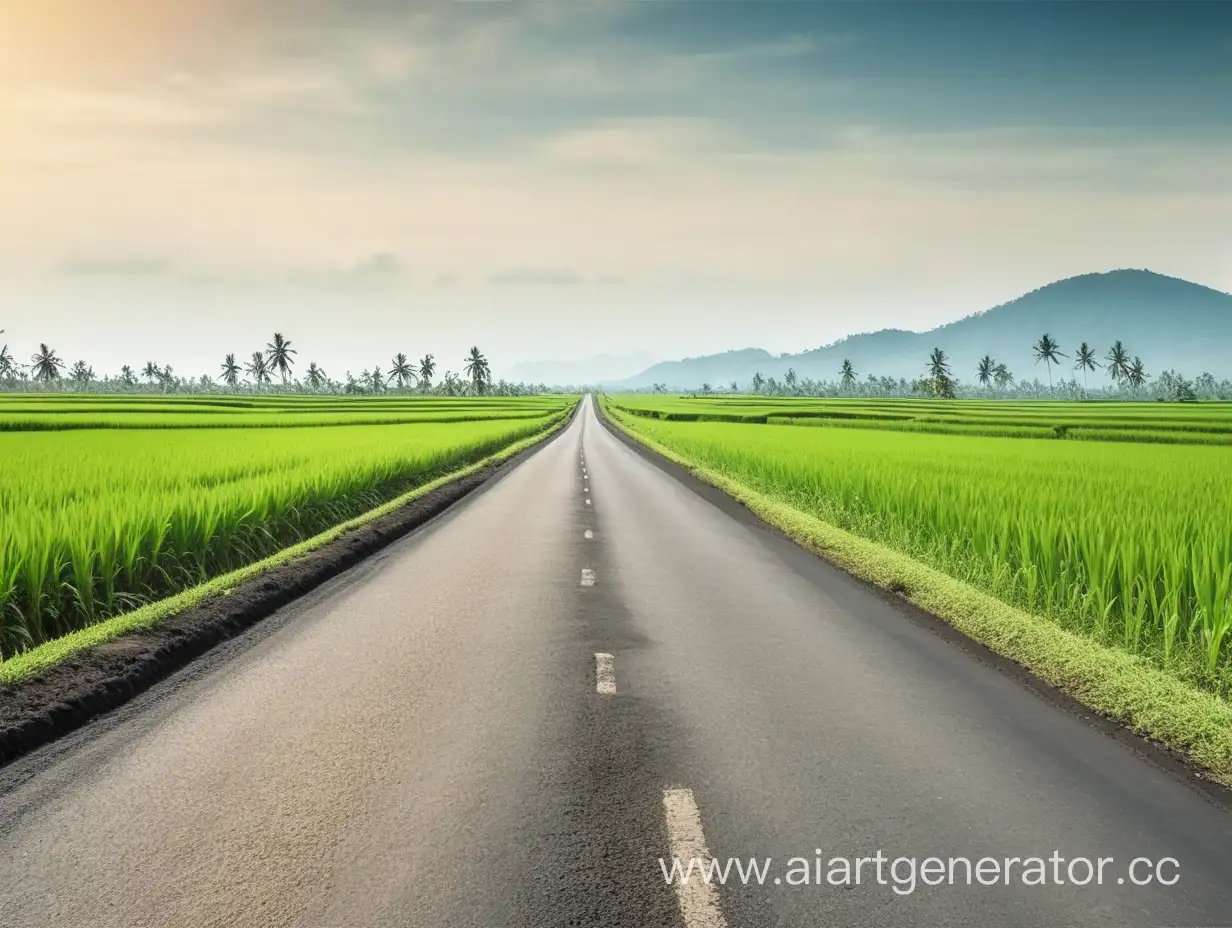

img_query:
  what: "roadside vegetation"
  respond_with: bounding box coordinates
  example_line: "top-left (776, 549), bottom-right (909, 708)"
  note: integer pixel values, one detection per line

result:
top-left (0, 396), bottom-right (574, 658)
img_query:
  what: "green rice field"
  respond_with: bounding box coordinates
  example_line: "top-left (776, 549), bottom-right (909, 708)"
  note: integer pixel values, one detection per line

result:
top-left (0, 395), bottom-right (575, 657)
top-left (606, 395), bottom-right (1232, 445)
top-left (0, 393), bottom-right (572, 431)
top-left (605, 395), bottom-right (1232, 694)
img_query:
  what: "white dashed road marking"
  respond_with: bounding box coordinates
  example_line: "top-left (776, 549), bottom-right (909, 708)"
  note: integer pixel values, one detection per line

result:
top-left (586, 499), bottom-right (591, 505)
top-left (584, 530), bottom-right (593, 539)
top-left (662, 789), bottom-right (729, 928)
top-left (581, 568), bottom-right (596, 587)
top-left (595, 653), bottom-right (615, 694)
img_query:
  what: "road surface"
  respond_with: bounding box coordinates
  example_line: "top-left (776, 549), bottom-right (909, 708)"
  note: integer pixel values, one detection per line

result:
top-left (1, 396), bottom-right (1229, 927)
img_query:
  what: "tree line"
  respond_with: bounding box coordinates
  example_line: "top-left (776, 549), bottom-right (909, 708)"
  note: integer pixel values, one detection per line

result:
top-left (666, 335), bottom-right (1226, 402)
top-left (0, 334), bottom-right (561, 396)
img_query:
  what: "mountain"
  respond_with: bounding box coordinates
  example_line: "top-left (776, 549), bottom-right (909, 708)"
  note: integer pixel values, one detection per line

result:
top-left (502, 351), bottom-right (660, 386)
top-left (607, 348), bottom-right (776, 390)
top-left (611, 270), bottom-right (1232, 389)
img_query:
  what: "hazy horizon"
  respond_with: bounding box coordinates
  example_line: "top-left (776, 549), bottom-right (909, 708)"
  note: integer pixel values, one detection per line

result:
top-left (2, 2), bottom-right (1230, 380)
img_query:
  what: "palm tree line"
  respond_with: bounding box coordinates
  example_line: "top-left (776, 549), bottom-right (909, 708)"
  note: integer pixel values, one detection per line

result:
top-left (0, 333), bottom-right (554, 396)
top-left (675, 336), bottom-right (1219, 401)
top-left (1, 331), bottom-right (1223, 401)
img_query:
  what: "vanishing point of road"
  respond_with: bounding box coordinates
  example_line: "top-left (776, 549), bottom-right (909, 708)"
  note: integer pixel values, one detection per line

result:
top-left (1, 396), bottom-right (1229, 927)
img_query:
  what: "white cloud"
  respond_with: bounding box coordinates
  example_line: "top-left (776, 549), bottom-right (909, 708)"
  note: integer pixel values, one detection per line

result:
top-left (539, 119), bottom-right (723, 170)
top-left (288, 253), bottom-right (405, 290)
top-left (59, 255), bottom-right (172, 276)
top-left (489, 268), bottom-right (588, 287)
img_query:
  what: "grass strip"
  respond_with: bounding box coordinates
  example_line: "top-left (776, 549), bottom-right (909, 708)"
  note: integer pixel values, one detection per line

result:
top-left (765, 415), bottom-right (1056, 440)
top-left (601, 399), bottom-right (1232, 786)
top-left (1067, 427), bottom-right (1232, 446)
top-left (0, 414), bottom-right (570, 684)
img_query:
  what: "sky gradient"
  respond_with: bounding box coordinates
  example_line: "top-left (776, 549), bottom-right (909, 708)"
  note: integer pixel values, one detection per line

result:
top-left (1, 1), bottom-right (1229, 381)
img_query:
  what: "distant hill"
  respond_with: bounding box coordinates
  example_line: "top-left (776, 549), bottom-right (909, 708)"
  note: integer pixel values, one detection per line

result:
top-left (502, 351), bottom-right (660, 386)
top-left (608, 348), bottom-right (776, 390)
top-left (611, 270), bottom-right (1232, 389)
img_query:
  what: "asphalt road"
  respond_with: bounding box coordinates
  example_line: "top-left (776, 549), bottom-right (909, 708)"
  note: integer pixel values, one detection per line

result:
top-left (1, 396), bottom-right (1229, 927)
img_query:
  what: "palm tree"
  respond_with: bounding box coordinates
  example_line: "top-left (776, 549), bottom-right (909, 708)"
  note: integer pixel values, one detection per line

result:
top-left (993, 363), bottom-right (1013, 391)
top-left (1105, 341), bottom-right (1130, 385)
top-left (220, 353), bottom-right (241, 386)
top-left (31, 344), bottom-right (64, 382)
top-left (388, 353), bottom-right (417, 389)
top-left (751, 372), bottom-right (765, 393)
top-left (1127, 357), bottom-right (1147, 394)
top-left (142, 361), bottom-right (162, 384)
top-left (840, 359), bottom-right (856, 391)
top-left (266, 333), bottom-right (297, 383)
top-left (1073, 342), bottom-right (1100, 392)
top-left (0, 343), bottom-right (13, 379)
top-left (368, 365), bottom-right (385, 393)
top-left (729, 380), bottom-right (739, 393)
top-left (245, 351), bottom-right (271, 386)
top-left (69, 360), bottom-right (94, 385)
top-left (305, 362), bottom-right (326, 391)
top-left (442, 370), bottom-right (462, 396)
top-left (463, 346), bottom-right (490, 394)
top-left (784, 368), bottom-right (798, 393)
top-left (119, 364), bottom-right (137, 386)
top-left (926, 348), bottom-right (954, 398)
top-left (926, 347), bottom-right (951, 381)
top-left (418, 354), bottom-right (436, 390)
top-left (1032, 333), bottom-right (1066, 389)
top-left (976, 355), bottom-right (996, 389)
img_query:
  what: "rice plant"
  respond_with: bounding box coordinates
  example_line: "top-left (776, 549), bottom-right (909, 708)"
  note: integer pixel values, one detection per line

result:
top-left (0, 410), bottom-right (565, 656)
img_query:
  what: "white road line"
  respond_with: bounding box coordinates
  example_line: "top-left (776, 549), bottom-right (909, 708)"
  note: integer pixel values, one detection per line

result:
top-left (594, 652), bottom-right (616, 694)
top-left (662, 789), bottom-right (729, 928)
top-left (586, 499), bottom-right (591, 505)
top-left (584, 529), bottom-right (594, 539)
top-left (581, 568), bottom-right (596, 587)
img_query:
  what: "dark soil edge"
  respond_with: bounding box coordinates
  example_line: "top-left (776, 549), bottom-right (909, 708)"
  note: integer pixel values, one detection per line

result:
top-left (0, 410), bottom-right (574, 768)
top-left (594, 398), bottom-right (1232, 810)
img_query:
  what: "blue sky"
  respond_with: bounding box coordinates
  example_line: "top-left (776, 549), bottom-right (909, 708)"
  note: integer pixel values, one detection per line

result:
top-left (0, 1), bottom-right (1228, 379)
